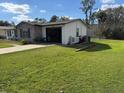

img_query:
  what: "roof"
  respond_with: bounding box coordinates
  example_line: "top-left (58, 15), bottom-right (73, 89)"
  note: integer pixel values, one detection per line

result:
top-left (40, 19), bottom-right (85, 26)
top-left (16, 21), bottom-right (36, 26)
top-left (0, 26), bottom-right (15, 30)
top-left (17, 19), bottom-right (87, 27)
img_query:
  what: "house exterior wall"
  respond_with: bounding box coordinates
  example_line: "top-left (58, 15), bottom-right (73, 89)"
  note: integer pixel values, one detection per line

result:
top-left (0, 29), bottom-right (16, 39)
top-left (62, 20), bottom-right (87, 44)
top-left (42, 27), bottom-right (46, 39)
top-left (6, 30), bottom-right (16, 39)
top-left (0, 29), bottom-right (6, 38)
top-left (17, 23), bottom-right (35, 41)
top-left (16, 23), bottom-right (42, 42)
top-left (34, 26), bottom-right (42, 38)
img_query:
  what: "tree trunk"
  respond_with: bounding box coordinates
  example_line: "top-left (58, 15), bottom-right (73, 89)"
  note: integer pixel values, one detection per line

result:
top-left (86, 11), bottom-right (88, 25)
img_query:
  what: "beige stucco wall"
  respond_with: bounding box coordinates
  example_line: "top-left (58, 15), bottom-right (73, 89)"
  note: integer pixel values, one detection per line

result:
top-left (62, 20), bottom-right (87, 44)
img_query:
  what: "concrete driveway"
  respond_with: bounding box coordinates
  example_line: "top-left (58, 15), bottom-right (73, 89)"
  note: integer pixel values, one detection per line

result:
top-left (0, 44), bottom-right (52, 55)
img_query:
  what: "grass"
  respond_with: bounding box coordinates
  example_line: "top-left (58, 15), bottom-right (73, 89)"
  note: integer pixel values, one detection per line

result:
top-left (0, 39), bottom-right (124, 93)
top-left (0, 40), bottom-right (20, 48)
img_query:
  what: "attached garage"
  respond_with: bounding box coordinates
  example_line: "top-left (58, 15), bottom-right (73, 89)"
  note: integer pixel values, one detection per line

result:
top-left (46, 27), bottom-right (62, 43)
top-left (42, 19), bottom-right (87, 45)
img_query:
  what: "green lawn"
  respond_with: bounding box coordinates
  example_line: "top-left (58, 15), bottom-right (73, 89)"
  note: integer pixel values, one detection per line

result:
top-left (0, 40), bottom-right (19, 48)
top-left (0, 39), bottom-right (124, 93)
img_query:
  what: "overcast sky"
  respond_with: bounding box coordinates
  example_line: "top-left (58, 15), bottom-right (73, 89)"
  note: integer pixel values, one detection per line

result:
top-left (0, 0), bottom-right (123, 23)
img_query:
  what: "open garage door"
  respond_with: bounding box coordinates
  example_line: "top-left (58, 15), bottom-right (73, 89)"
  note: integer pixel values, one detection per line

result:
top-left (46, 27), bottom-right (62, 43)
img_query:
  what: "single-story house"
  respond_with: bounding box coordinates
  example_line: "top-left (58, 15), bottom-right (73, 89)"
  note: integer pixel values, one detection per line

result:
top-left (0, 26), bottom-right (16, 39)
top-left (16, 19), bottom-right (88, 45)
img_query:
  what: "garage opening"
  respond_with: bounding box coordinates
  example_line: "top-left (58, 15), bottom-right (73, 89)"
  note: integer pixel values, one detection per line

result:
top-left (46, 27), bottom-right (62, 43)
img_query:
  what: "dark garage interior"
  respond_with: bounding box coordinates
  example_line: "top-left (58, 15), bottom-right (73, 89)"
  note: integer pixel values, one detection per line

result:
top-left (46, 27), bottom-right (62, 43)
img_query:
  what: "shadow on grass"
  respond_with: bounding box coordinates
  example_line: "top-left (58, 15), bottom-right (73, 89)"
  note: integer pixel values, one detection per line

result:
top-left (64, 42), bottom-right (112, 52)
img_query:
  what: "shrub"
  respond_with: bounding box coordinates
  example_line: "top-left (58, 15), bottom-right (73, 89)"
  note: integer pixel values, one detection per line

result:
top-left (79, 36), bottom-right (91, 43)
top-left (0, 35), bottom-right (6, 39)
top-left (103, 28), bottom-right (113, 39)
top-left (103, 27), bottom-right (124, 40)
top-left (20, 39), bottom-right (28, 45)
top-left (34, 37), bottom-right (46, 43)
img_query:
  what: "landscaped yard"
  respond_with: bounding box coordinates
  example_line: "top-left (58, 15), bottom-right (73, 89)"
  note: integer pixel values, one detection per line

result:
top-left (0, 40), bottom-right (20, 48)
top-left (0, 39), bottom-right (124, 93)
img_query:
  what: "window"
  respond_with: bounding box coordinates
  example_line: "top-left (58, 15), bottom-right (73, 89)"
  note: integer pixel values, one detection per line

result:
top-left (76, 28), bottom-right (80, 37)
top-left (27, 28), bottom-right (31, 38)
top-left (20, 28), bottom-right (31, 38)
top-left (7, 31), bottom-right (11, 37)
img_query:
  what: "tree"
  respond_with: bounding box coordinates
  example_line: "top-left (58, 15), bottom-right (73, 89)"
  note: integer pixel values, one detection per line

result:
top-left (0, 20), bottom-right (12, 26)
top-left (81, 0), bottom-right (95, 24)
top-left (38, 18), bottom-right (47, 23)
top-left (59, 16), bottom-right (70, 21)
top-left (94, 6), bottom-right (124, 39)
top-left (95, 10), bottom-right (107, 38)
top-left (34, 18), bottom-right (39, 21)
top-left (49, 15), bottom-right (59, 22)
top-left (34, 18), bottom-right (47, 23)
top-left (11, 21), bottom-right (15, 26)
top-left (89, 0), bottom-right (95, 24)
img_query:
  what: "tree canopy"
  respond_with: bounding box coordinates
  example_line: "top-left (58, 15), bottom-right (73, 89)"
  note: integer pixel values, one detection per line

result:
top-left (49, 15), bottom-right (71, 22)
top-left (49, 15), bottom-right (59, 22)
top-left (81, 0), bottom-right (95, 24)
top-left (34, 18), bottom-right (47, 23)
top-left (0, 20), bottom-right (14, 26)
top-left (93, 6), bottom-right (124, 39)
